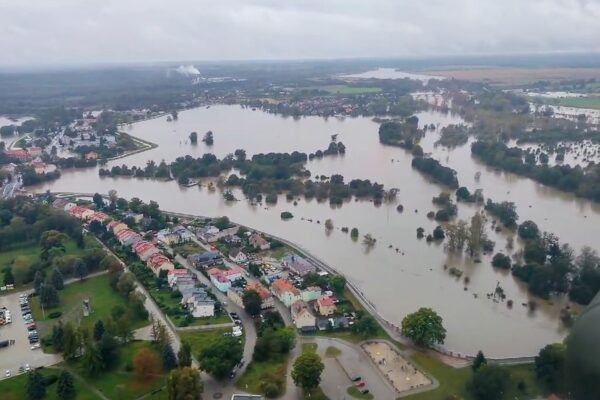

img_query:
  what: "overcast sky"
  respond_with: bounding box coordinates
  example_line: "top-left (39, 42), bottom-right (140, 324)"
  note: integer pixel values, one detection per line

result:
top-left (1, 0), bottom-right (599, 66)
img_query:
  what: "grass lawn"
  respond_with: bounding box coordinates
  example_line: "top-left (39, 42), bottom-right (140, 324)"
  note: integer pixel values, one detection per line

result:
top-left (302, 342), bottom-right (317, 353)
top-left (347, 385), bottom-right (374, 399)
top-left (179, 328), bottom-right (231, 356)
top-left (303, 387), bottom-right (330, 399)
top-left (325, 346), bottom-right (341, 358)
top-left (551, 96), bottom-right (600, 110)
top-left (188, 313), bottom-right (231, 326)
top-left (0, 366), bottom-right (100, 400)
top-left (405, 352), bottom-right (546, 400)
top-left (30, 274), bottom-right (149, 336)
top-left (235, 353), bottom-right (288, 395)
top-left (172, 241), bottom-right (202, 257)
top-left (67, 340), bottom-right (167, 400)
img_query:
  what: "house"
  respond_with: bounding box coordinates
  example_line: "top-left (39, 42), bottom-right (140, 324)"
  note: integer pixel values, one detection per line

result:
top-left (187, 251), bottom-right (223, 268)
top-left (69, 206), bottom-right (95, 221)
top-left (146, 253), bottom-right (175, 275)
top-left (52, 198), bottom-right (69, 209)
top-left (316, 316), bottom-right (349, 331)
top-left (27, 147), bottom-right (43, 157)
top-left (301, 286), bottom-right (322, 303)
top-left (157, 229), bottom-right (180, 246)
top-left (116, 229), bottom-right (142, 247)
top-left (85, 151), bottom-right (98, 160)
top-left (271, 279), bottom-right (301, 307)
top-left (291, 300), bottom-right (316, 332)
top-left (172, 225), bottom-right (193, 242)
top-left (132, 240), bottom-right (160, 261)
top-left (112, 222), bottom-right (129, 235)
top-left (5, 149), bottom-right (29, 161)
top-left (30, 161), bottom-right (46, 175)
top-left (281, 254), bottom-right (316, 277)
top-left (88, 212), bottom-right (109, 223)
top-left (229, 248), bottom-right (248, 265)
top-left (246, 282), bottom-right (274, 309)
top-left (207, 266), bottom-right (243, 292)
top-left (1, 163), bottom-right (18, 174)
top-left (197, 225), bottom-right (239, 243)
top-left (167, 269), bottom-right (192, 287)
top-left (180, 287), bottom-right (215, 317)
top-left (249, 233), bottom-right (270, 250)
top-left (315, 296), bottom-right (336, 316)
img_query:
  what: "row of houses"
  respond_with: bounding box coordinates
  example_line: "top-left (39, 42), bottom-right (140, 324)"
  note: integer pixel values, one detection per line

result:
top-left (5, 147), bottom-right (43, 162)
top-left (270, 278), bottom-right (337, 332)
top-left (196, 225), bottom-right (239, 243)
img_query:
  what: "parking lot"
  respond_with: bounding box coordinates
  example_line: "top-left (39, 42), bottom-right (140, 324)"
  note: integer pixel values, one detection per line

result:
top-left (0, 291), bottom-right (61, 380)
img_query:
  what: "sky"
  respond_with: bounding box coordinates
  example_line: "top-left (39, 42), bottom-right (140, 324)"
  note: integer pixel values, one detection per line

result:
top-left (1, 0), bottom-right (600, 66)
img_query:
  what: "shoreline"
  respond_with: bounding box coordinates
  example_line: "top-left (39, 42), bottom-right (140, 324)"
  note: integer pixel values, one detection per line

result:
top-left (45, 191), bottom-right (537, 362)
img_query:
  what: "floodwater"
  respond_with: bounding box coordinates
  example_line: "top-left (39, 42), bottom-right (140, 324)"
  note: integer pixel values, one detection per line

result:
top-left (32, 105), bottom-right (600, 357)
top-left (340, 68), bottom-right (445, 83)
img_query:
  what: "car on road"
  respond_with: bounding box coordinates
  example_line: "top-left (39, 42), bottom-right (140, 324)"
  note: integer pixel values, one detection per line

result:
top-left (355, 381), bottom-right (366, 388)
top-left (229, 312), bottom-right (239, 319)
top-left (4, 370), bottom-right (10, 377)
top-left (30, 343), bottom-right (40, 350)
top-left (25, 364), bottom-right (30, 372)
top-left (361, 389), bottom-right (370, 395)
top-left (18, 366), bottom-right (24, 374)
top-left (234, 319), bottom-right (242, 325)
top-left (351, 376), bottom-right (362, 382)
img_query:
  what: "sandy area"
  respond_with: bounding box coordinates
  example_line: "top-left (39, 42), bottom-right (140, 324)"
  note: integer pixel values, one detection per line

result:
top-left (362, 341), bottom-right (432, 393)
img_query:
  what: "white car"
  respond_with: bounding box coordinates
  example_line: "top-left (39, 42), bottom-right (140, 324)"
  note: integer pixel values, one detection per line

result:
top-left (24, 364), bottom-right (30, 372)
top-left (30, 343), bottom-right (41, 350)
top-left (4, 370), bottom-right (10, 377)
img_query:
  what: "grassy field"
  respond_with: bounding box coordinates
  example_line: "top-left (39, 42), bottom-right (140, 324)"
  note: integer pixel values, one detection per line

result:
top-left (405, 352), bottom-right (546, 400)
top-left (551, 96), bottom-right (600, 110)
top-left (67, 340), bottom-right (167, 400)
top-left (347, 385), bottom-right (374, 399)
top-left (325, 346), bottom-right (341, 358)
top-left (30, 274), bottom-right (148, 336)
top-left (235, 353), bottom-right (288, 395)
top-left (188, 313), bottom-right (231, 326)
top-left (0, 366), bottom-right (100, 400)
top-left (171, 241), bottom-right (203, 257)
top-left (299, 85), bottom-right (382, 95)
top-left (179, 328), bottom-right (231, 357)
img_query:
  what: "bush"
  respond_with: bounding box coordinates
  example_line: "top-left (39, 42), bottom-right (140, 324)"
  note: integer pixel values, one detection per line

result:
top-left (48, 311), bottom-right (62, 319)
top-left (491, 253), bottom-right (511, 269)
top-left (124, 362), bottom-right (133, 372)
top-left (43, 374), bottom-right (58, 386)
top-left (280, 211), bottom-right (293, 220)
top-left (263, 382), bottom-right (281, 398)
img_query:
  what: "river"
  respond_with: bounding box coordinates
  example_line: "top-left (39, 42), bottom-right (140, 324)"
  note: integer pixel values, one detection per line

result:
top-left (31, 104), bottom-right (599, 357)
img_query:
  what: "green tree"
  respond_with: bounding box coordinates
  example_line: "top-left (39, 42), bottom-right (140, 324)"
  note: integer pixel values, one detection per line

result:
top-left (40, 284), bottom-right (60, 308)
top-left (491, 253), bottom-right (511, 269)
top-left (198, 336), bottom-right (243, 380)
top-left (353, 315), bottom-right (378, 338)
top-left (472, 350), bottom-right (487, 371)
top-left (330, 275), bottom-right (346, 295)
top-left (167, 367), bottom-right (203, 400)
top-left (518, 220), bottom-right (540, 240)
top-left (161, 343), bottom-right (178, 371)
top-left (468, 365), bottom-right (509, 400)
top-left (3, 266), bottom-right (15, 285)
top-left (26, 370), bottom-right (46, 400)
top-left (401, 307), bottom-right (446, 347)
top-left (292, 351), bottom-right (324, 391)
top-left (82, 340), bottom-right (104, 376)
top-left (93, 320), bottom-right (105, 341)
top-left (73, 259), bottom-right (88, 280)
top-left (40, 230), bottom-right (67, 260)
top-left (52, 322), bottom-right (65, 352)
top-left (189, 131), bottom-right (198, 144)
top-left (242, 289), bottom-right (262, 316)
top-left (51, 268), bottom-right (64, 290)
top-left (97, 334), bottom-right (119, 370)
top-left (92, 193), bottom-right (104, 209)
top-left (350, 227), bottom-right (359, 240)
top-left (178, 341), bottom-right (193, 368)
top-left (33, 270), bottom-right (44, 294)
top-left (535, 343), bottom-right (565, 392)
top-left (56, 370), bottom-right (76, 400)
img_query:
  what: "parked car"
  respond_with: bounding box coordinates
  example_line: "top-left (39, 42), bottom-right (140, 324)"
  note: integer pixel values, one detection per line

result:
top-left (351, 376), bottom-right (362, 382)
top-left (5, 370), bottom-right (10, 377)
top-left (30, 343), bottom-right (40, 350)
top-left (18, 366), bottom-right (24, 373)
top-left (355, 381), bottom-right (366, 388)
top-left (361, 389), bottom-right (370, 395)
top-left (229, 312), bottom-right (239, 319)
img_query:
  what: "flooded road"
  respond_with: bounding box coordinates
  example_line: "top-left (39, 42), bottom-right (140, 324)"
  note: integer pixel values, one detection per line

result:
top-left (32, 105), bottom-right (599, 357)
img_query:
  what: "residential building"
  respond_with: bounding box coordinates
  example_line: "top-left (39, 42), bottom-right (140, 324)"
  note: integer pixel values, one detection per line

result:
top-left (89, 212), bottom-right (109, 224)
top-left (5, 149), bottom-right (29, 161)
top-left (246, 282), bottom-right (274, 309)
top-left (116, 229), bottom-right (142, 247)
top-left (187, 251), bottom-right (223, 268)
top-left (146, 253), bottom-right (175, 276)
top-left (229, 248), bottom-right (248, 265)
top-left (291, 300), bottom-right (316, 332)
top-left (69, 206), bottom-right (95, 221)
top-left (315, 296), bottom-right (336, 316)
top-left (207, 266), bottom-right (243, 292)
top-left (132, 240), bottom-right (160, 261)
top-left (157, 229), bottom-right (180, 246)
top-left (27, 147), bottom-right (43, 157)
top-left (271, 279), bottom-right (301, 307)
top-left (301, 286), bottom-right (322, 303)
top-left (85, 151), bottom-right (98, 160)
top-left (248, 233), bottom-right (270, 250)
top-left (172, 225), bottom-right (193, 242)
top-left (281, 254), bottom-right (316, 277)
top-left (112, 222), bottom-right (129, 235)
top-left (167, 269), bottom-right (192, 287)
top-left (181, 287), bottom-right (215, 317)
top-left (197, 225), bottom-right (239, 243)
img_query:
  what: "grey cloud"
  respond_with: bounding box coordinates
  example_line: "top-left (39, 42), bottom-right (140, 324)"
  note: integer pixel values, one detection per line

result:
top-left (0, 0), bottom-right (599, 66)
